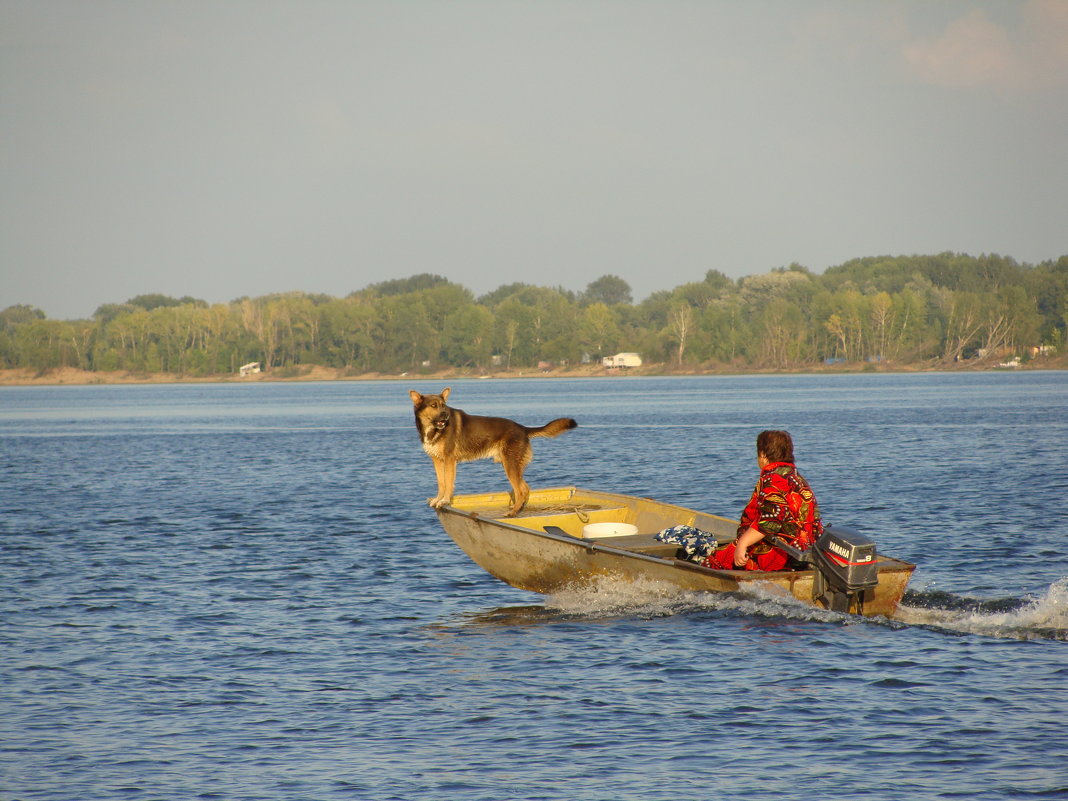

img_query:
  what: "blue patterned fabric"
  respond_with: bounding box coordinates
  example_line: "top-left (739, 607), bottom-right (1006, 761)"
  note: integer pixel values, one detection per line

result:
top-left (655, 525), bottom-right (723, 563)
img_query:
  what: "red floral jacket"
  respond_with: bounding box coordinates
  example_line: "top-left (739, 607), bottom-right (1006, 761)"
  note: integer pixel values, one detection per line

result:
top-left (738, 461), bottom-right (823, 550)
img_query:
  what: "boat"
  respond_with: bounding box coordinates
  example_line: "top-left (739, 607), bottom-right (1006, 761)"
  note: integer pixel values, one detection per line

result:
top-left (435, 486), bottom-right (915, 617)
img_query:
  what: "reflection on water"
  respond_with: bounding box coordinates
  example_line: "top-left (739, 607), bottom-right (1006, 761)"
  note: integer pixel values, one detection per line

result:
top-left (447, 605), bottom-right (562, 628)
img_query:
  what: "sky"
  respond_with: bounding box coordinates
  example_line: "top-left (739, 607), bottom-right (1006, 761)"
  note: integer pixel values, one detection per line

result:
top-left (2, 0), bottom-right (1067, 320)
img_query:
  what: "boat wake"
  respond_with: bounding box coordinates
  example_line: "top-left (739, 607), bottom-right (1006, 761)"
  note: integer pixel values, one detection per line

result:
top-left (457, 577), bottom-right (1068, 641)
top-left (894, 577), bottom-right (1068, 641)
top-left (543, 576), bottom-right (844, 625)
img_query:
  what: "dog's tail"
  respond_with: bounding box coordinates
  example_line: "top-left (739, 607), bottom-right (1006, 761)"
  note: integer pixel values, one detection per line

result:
top-left (526, 418), bottom-right (578, 438)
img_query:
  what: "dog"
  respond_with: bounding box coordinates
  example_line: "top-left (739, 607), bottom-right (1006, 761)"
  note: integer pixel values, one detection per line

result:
top-left (409, 387), bottom-right (577, 516)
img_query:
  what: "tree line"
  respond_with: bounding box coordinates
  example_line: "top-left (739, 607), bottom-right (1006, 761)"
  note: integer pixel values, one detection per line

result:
top-left (2, 253), bottom-right (1066, 376)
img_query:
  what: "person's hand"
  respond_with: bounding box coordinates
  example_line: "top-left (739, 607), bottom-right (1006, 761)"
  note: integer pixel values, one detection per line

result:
top-left (734, 546), bottom-right (748, 567)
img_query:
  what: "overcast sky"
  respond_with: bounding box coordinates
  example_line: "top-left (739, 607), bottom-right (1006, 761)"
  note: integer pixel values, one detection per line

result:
top-left (2, 0), bottom-right (1066, 320)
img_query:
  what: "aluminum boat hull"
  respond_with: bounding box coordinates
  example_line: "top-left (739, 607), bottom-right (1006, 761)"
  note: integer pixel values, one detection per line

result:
top-left (436, 486), bottom-right (914, 617)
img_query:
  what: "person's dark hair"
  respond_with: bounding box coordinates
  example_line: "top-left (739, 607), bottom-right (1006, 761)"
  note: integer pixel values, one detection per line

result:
top-left (757, 430), bottom-right (794, 463)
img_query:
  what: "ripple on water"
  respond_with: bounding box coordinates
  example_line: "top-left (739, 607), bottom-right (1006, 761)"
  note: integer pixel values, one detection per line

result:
top-left (2, 376), bottom-right (1068, 801)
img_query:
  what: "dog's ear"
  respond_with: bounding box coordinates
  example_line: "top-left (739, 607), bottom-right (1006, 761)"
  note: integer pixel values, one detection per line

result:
top-left (409, 390), bottom-right (422, 405)
top-left (441, 387), bottom-right (451, 402)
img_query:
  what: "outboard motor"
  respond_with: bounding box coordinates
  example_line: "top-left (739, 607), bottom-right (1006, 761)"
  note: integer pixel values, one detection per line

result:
top-left (808, 527), bottom-right (879, 613)
top-left (770, 526), bottom-right (879, 614)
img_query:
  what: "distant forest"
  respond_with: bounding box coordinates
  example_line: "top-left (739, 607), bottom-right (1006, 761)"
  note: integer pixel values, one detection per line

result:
top-left (3, 253), bottom-right (1066, 375)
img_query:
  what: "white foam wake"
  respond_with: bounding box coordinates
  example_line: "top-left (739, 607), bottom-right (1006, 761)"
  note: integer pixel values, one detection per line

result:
top-left (894, 578), bottom-right (1068, 641)
top-left (539, 574), bottom-right (1068, 640)
top-left (542, 574), bottom-right (842, 624)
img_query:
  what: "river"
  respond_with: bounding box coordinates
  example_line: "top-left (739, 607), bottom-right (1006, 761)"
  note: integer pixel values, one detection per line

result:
top-left (2, 372), bottom-right (1065, 800)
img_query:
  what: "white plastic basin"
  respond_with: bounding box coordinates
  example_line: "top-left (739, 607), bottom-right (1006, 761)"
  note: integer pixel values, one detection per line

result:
top-left (582, 522), bottom-right (639, 539)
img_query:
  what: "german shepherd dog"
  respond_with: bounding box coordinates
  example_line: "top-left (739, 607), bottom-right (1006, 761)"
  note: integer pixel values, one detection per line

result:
top-left (409, 387), bottom-right (577, 516)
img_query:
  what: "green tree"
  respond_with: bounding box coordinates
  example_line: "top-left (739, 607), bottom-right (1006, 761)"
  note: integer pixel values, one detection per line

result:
top-left (4, 253), bottom-right (1065, 376)
top-left (321, 299), bottom-right (378, 370)
top-left (443, 305), bottom-right (495, 368)
top-left (976, 285), bottom-right (1041, 360)
top-left (703, 269), bottom-right (733, 291)
top-left (583, 275), bottom-right (632, 306)
top-left (577, 302), bottom-right (621, 358)
top-left (699, 302), bottom-right (751, 364)
top-left (375, 295), bottom-right (436, 371)
top-left (478, 283), bottom-right (536, 306)
top-left (667, 304), bottom-right (694, 365)
top-left (1026, 256), bottom-right (1068, 346)
top-left (760, 298), bottom-right (808, 368)
top-left (366, 273), bottom-right (451, 296)
top-left (532, 291), bottom-right (580, 364)
top-left (417, 283), bottom-right (476, 334)
top-left (887, 287), bottom-right (934, 361)
top-left (1, 304), bottom-right (46, 328)
top-left (937, 290), bottom-right (984, 362)
top-left (126, 293), bottom-right (206, 311)
top-left (818, 290), bottom-right (869, 361)
top-left (493, 298), bottom-right (539, 368)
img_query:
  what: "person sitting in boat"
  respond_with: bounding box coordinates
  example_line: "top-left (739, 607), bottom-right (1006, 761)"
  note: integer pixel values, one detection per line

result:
top-left (707, 429), bottom-right (823, 571)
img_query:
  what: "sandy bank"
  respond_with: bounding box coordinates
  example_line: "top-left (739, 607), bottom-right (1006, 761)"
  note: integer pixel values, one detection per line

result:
top-left (0, 364), bottom-right (618, 385)
top-left (1, 357), bottom-right (1062, 387)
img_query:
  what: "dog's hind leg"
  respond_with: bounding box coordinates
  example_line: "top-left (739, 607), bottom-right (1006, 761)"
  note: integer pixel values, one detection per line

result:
top-left (502, 453), bottom-right (531, 517)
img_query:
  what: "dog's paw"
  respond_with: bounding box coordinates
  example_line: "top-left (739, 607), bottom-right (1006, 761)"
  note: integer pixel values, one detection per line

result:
top-left (429, 496), bottom-right (452, 509)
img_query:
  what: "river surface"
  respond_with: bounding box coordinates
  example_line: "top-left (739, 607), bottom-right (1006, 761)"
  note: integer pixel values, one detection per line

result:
top-left (2, 373), bottom-right (1066, 801)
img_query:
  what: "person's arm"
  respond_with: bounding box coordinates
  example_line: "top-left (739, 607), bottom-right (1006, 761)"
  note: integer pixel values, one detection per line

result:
top-left (736, 485), bottom-right (759, 538)
top-left (733, 525), bottom-right (766, 567)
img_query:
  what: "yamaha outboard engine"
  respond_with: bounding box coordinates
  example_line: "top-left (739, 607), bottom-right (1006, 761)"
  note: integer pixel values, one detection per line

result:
top-left (770, 526), bottom-right (879, 614)
top-left (808, 527), bottom-right (879, 613)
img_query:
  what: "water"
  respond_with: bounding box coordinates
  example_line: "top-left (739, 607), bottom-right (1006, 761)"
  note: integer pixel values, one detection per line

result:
top-left (2, 373), bottom-right (1066, 801)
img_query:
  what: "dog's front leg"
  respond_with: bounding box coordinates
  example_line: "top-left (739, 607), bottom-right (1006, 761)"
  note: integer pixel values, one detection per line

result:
top-left (430, 459), bottom-right (456, 508)
top-left (429, 458), bottom-right (448, 507)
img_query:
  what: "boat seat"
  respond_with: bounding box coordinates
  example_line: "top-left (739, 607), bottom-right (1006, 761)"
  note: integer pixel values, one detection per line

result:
top-left (542, 525), bottom-right (681, 557)
top-left (584, 533), bottom-right (682, 558)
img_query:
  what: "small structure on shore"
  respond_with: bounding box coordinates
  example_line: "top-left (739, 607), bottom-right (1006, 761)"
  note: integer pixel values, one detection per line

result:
top-left (239, 362), bottom-right (261, 377)
top-left (602, 352), bottom-right (642, 369)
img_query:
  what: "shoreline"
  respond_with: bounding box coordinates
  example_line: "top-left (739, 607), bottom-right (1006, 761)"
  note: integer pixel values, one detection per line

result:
top-left (1, 359), bottom-right (1063, 386)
